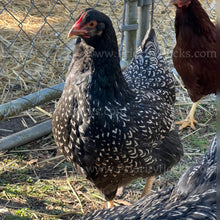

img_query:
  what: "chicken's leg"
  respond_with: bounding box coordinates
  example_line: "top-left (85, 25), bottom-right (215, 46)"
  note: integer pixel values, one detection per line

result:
top-left (141, 176), bottom-right (155, 197)
top-left (107, 200), bottom-right (114, 208)
top-left (175, 100), bottom-right (199, 130)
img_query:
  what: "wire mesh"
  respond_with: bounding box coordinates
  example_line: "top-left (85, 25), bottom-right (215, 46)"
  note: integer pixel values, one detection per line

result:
top-left (0, 0), bottom-right (216, 116)
top-left (0, 0), bottom-right (125, 105)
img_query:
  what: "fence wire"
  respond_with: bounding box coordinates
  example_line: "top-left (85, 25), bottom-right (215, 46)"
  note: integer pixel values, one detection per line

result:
top-left (0, 0), bottom-right (124, 105)
top-left (0, 0), bottom-right (216, 120)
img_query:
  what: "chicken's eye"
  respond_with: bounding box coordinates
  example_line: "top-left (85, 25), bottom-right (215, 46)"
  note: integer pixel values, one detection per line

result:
top-left (88, 21), bottom-right (97, 28)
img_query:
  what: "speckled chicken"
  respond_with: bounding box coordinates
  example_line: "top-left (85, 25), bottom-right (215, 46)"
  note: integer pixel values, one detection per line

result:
top-left (52, 8), bottom-right (183, 207)
top-left (81, 135), bottom-right (217, 219)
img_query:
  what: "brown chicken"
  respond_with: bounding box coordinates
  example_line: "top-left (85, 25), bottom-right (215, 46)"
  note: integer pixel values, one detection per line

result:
top-left (171, 0), bottom-right (217, 129)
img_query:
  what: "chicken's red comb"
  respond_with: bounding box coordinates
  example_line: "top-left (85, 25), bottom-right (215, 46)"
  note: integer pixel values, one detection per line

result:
top-left (75, 12), bottom-right (85, 26)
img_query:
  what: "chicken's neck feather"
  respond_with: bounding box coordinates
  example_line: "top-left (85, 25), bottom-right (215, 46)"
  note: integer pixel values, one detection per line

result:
top-left (70, 29), bottom-right (134, 106)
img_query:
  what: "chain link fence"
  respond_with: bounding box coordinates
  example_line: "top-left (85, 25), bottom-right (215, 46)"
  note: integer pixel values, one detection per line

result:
top-left (0, 0), bottom-right (125, 105)
top-left (0, 0), bottom-right (216, 147)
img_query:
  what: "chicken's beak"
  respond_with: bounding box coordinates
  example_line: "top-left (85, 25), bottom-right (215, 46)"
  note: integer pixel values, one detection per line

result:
top-left (68, 12), bottom-right (89, 38)
top-left (68, 24), bottom-right (88, 38)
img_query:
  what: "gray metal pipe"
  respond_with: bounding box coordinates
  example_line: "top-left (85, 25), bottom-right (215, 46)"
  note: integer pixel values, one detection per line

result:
top-left (0, 83), bottom-right (64, 121)
top-left (137, 0), bottom-right (152, 46)
top-left (124, 0), bottom-right (138, 62)
top-left (0, 120), bottom-right (52, 151)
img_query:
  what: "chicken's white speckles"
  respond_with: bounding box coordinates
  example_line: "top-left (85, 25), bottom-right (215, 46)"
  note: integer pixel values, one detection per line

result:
top-left (52, 9), bottom-right (183, 203)
top-left (64, 146), bottom-right (69, 153)
top-left (79, 137), bottom-right (215, 219)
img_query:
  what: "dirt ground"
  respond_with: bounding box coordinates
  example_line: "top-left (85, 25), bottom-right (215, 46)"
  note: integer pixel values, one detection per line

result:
top-left (0, 97), bottom-right (216, 219)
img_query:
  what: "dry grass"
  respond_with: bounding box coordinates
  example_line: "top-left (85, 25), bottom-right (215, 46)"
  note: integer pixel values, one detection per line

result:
top-left (0, 0), bottom-right (124, 103)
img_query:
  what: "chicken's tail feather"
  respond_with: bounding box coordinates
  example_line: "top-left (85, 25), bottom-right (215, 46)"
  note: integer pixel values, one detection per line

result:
top-left (141, 28), bottom-right (158, 51)
top-left (176, 135), bottom-right (216, 197)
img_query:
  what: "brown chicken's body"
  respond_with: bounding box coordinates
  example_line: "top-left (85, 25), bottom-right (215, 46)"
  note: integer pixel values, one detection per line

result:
top-left (172, 0), bottom-right (217, 129)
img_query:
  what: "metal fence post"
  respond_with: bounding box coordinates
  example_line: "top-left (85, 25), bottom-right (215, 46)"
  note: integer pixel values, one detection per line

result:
top-left (137, 0), bottom-right (152, 46)
top-left (122, 0), bottom-right (138, 63)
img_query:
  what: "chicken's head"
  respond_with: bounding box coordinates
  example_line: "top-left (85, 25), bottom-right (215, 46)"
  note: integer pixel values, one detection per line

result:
top-left (170, 0), bottom-right (191, 8)
top-left (68, 8), bottom-right (109, 42)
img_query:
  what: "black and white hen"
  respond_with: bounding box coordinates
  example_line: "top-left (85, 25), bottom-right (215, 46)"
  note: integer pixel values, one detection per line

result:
top-left (52, 8), bottom-right (183, 207)
top-left (81, 135), bottom-right (216, 219)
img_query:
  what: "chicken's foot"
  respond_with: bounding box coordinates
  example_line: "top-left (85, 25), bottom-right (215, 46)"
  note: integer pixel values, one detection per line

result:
top-left (175, 101), bottom-right (199, 130)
